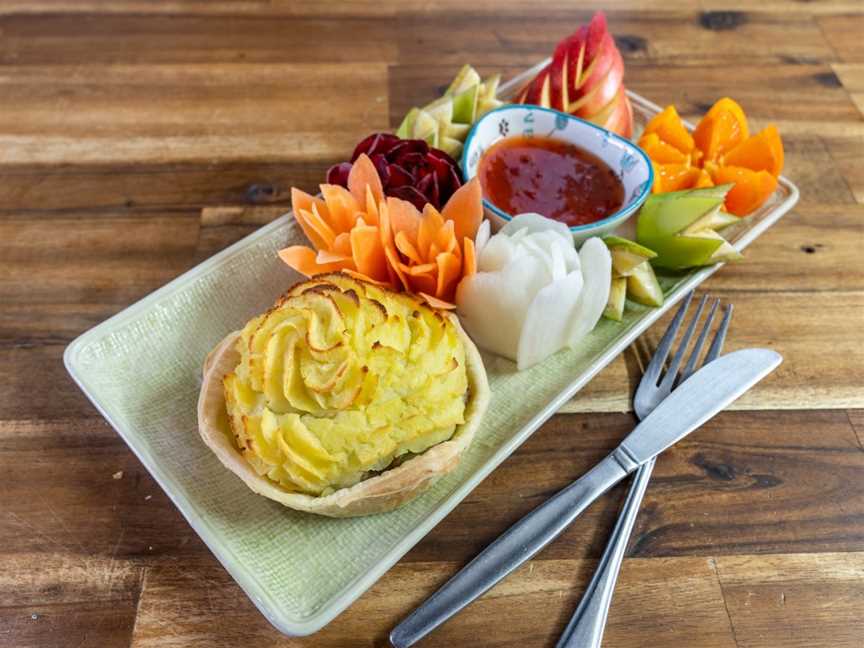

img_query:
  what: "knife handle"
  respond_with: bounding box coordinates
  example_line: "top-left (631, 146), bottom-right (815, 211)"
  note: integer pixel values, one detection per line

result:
top-left (556, 457), bottom-right (655, 648)
top-left (389, 452), bottom-right (631, 648)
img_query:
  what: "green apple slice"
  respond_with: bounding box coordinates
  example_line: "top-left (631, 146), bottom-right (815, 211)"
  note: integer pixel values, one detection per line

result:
top-left (445, 64), bottom-right (481, 96)
top-left (452, 84), bottom-right (479, 124)
top-left (626, 261), bottom-right (664, 307)
top-left (637, 185), bottom-right (740, 270)
top-left (411, 108), bottom-right (438, 136)
top-left (683, 205), bottom-right (740, 235)
top-left (687, 229), bottom-right (743, 263)
top-left (480, 74), bottom-right (501, 102)
top-left (603, 235), bottom-right (657, 276)
top-left (604, 276), bottom-right (627, 321)
top-left (439, 137), bottom-right (463, 159)
top-left (395, 65), bottom-right (502, 147)
top-left (412, 110), bottom-right (440, 147)
top-left (444, 122), bottom-right (471, 139)
top-left (477, 97), bottom-right (504, 118)
top-left (396, 107), bottom-right (419, 139)
top-left (422, 96), bottom-right (453, 128)
top-left (638, 186), bottom-right (728, 237)
top-left (646, 234), bottom-right (724, 270)
top-left (418, 127), bottom-right (439, 148)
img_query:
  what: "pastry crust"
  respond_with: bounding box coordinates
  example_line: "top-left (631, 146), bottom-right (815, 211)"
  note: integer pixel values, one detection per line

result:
top-left (197, 314), bottom-right (490, 517)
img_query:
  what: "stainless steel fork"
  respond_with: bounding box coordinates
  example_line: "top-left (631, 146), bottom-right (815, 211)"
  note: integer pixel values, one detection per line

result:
top-left (556, 291), bottom-right (733, 648)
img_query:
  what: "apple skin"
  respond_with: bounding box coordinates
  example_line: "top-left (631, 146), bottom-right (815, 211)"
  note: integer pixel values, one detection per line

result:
top-left (603, 235), bottom-right (657, 260)
top-left (524, 66), bottom-right (550, 106)
top-left (579, 32), bottom-right (621, 87)
top-left (640, 233), bottom-right (723, 270)
top-left (604, 276), bottom-right (627, 321)
top-left (566, 25), bottom-right (588, 96)
top-left (626, 262), bottom-right (664, 306)
top-left (621, 93), bottom-right (634, 138)
top-left (571, 13), bottom-right (612, 88)
top-left (566, 13), bottom-right (633, 136)
top-left (517, 11), bottom-right (633, 137)
top-left (576, 45), bottom-right (624, 116)
top-left (604, 90), bottom-right (633, 138)
top-left (548, 40), bottom-right (572, 111)
top-left (585, 84), bottom-right (621, 128)
top-left (636, 186), bottom-right (739, 270)
top-left (584, 12), bottom-right (610, 62)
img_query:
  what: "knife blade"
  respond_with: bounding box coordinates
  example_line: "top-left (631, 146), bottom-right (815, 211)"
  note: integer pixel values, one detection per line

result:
top-left (618, 347), bottom-right (781, 466)
top-left (390, 348), bottom-right (782, 648)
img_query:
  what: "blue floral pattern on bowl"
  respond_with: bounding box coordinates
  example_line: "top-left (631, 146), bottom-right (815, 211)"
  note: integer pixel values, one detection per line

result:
top-left (462, 105), bottom-right (654, 243)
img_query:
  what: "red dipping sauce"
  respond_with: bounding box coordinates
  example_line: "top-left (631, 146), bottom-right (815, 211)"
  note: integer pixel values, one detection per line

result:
top-left (479, 135), bottom-right (624, 227)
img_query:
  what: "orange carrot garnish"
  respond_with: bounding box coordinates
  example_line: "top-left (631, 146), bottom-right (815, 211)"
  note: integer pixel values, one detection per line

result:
top-left (279, 154), bottom-right (484, 306)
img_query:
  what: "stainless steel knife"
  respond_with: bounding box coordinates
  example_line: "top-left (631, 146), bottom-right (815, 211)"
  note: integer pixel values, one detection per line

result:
top-left (390, 348), bottom-right (782, 648)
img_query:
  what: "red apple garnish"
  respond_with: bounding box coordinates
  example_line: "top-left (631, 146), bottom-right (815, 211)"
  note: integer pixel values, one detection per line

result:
top-left (548, 36), bottom-right (573, 110)
top-left (516, 11), bottom-right (633, 137)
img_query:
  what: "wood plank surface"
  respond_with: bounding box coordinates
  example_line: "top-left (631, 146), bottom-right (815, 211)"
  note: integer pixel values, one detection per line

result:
top-left (716, 552), bottom-right (864, 648)
top-left (0, 1), bottom-right (862, 647)
top-left (3, 410), bottom-right (863, 647)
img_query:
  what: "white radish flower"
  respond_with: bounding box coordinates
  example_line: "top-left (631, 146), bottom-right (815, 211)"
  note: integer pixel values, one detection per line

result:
top-left (456, 213), bottom-right (611, 370)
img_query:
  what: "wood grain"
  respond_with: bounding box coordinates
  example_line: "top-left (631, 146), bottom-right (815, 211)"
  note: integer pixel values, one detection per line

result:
top-left (130, 555), bottom-right (740, 648)
top-left (1, 1), bottom-right (863, 17)
top-left (0, 602), bottom-right (139, 648)
top-left (568, 290), bottom-right (864, 413)
top-left (818, 13), bottom-right (864, 62)
top-left (833, 63), bottom-right (864, 116)
top-left (1, 1), bottom-right (863, 647)
top-left (4, 409), bottom-right (863, 647)
top-left (403, 411), bottom-right (864, 563)
top-left (716, 552), bottom-right (864, 648)
top-left (0, 63), bottom-right (389, 165)
top-left (0, 162), bottom-right (326, 213)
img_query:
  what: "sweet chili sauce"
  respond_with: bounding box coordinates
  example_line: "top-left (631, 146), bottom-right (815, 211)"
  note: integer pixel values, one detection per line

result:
top-left (479, 135), bottom-right (625, 227)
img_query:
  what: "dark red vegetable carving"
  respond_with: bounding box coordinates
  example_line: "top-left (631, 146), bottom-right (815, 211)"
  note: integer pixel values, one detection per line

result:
top-left (326, 132), bottom-right (463, 211)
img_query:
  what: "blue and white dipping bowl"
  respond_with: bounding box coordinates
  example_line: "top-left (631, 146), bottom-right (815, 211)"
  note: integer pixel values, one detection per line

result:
top-left (461, 104), bottom-right (653, 243)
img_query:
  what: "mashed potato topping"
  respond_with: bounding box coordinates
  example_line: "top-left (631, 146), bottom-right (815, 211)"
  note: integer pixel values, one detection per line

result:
top-left (223, 273), bottom-right (468, 496)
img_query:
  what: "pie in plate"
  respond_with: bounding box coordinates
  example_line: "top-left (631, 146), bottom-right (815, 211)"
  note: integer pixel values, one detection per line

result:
top-left (197, 273), bottom-right (490, 517)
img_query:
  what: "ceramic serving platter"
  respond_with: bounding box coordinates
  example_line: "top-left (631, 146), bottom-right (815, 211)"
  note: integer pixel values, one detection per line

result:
top-left (64, 60), bottom-right (800, 636)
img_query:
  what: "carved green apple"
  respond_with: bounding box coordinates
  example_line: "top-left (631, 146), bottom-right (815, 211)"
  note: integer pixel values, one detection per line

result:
top-left (445, 64), bottom-right (481, 95)
top-left (626, 262), bottom-right (664, 307)
top-left (604, 277), bottom-right (627, 321)
top-left (395, 65), bottom-right (501, 159)
top-left (603, 235), bottom-right (657, 275)
top-left (636, 185), bottom-right (742, 270)
top-left (451, 85), bottom-right (479, 124)
top-left (602, 236), bottom-right (663, 318)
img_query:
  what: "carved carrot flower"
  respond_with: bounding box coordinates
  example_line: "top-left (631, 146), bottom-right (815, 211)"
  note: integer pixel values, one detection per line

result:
top-left (380, 178), bottom-right (483, 306)
top-left (279, 152), bottom-right (484, 307)
top-left (279, 153), bottom-right (392, 286)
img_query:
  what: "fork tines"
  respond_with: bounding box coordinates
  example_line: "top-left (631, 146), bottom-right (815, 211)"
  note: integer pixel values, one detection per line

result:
top-left (648, 291), bottom-right (733, 391)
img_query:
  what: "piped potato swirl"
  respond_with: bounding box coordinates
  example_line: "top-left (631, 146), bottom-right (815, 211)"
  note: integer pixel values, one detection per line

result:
top-left (223, 273), bottom-right (469, 497)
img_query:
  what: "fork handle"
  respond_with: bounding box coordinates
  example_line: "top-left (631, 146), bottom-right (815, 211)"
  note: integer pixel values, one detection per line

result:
top-left (389, 454), bottom-right (629, 648)
top-left (556, 457), bottom-right (655, 648)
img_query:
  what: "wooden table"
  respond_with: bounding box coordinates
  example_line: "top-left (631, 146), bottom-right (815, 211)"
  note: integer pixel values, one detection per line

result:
top-left (2, 2), bottom-right (863, 646)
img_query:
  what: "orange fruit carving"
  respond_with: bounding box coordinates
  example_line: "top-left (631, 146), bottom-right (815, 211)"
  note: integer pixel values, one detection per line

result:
top-left (639, 132), bottom-right (689, 164)
top-left (653, 163), bottom-right (702, 193)
top-left (694, 168), bottom-right (714, 189)
top-left (710, 165), bottom-right (778, 216)
top-left (722, 125), bottom-right (784, 177)
top-left (641, 105), bottom-right (694, 154)
top-left (638, 98), bottom-right (783, 215)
